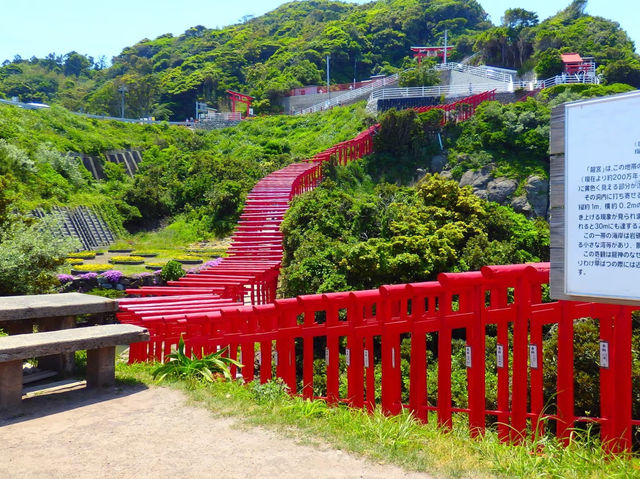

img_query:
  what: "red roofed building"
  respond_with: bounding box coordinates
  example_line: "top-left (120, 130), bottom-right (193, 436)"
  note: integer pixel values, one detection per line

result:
top-left (561, 53), bottom-right (596, 77)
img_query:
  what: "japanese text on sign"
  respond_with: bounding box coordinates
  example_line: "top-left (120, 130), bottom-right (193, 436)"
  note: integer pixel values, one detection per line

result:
top-left (565, 93), bottom-right (640, 300)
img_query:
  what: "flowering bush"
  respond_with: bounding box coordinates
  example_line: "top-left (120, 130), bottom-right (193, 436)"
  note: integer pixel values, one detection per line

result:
top-left (57, 274), bottom-right (75, 283)
top-left (101, 270), bottom-right (124, 282)
top-left (110, 255), bottom-right (145, 263)
top-left (67, 251), bottom-right (97, 259)
top-left (204, 258), bottom-right (223, 268)
top-left (71, 264), bottom-right (111, 272)
top-left (79, 272), bottom-right (98, 280)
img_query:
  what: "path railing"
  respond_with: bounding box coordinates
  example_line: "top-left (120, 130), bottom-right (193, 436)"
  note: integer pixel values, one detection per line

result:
top-left (122, 262), bottom-right (640, 454)
top-left (297, 74), bottom-right (399, 115)
top-left (433, 62), bottom-right (517, 83)
top-left (413, 90), bottom-right (496, 124)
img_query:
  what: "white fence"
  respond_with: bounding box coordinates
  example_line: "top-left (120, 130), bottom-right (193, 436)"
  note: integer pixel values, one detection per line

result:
top-left (296, 73), bottom-right (399, 115)
top-left (433, 62), bottom-right (517, 83)
top-left (199, 111), bottom-right (243, 121)
top-left (370, 82), bottom-right (513, 101)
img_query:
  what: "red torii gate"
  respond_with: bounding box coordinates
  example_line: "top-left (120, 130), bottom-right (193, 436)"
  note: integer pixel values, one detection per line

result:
top-left (227, 90), bottom-right (254, 118)
top-left (410, 46), bottom-right (455, 65)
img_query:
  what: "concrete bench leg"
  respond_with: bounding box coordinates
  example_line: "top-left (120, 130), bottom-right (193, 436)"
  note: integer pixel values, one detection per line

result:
top-left (38, 316), bottom-right (76, 375)
top-left (86, 346), bottom-right (116, 388)
top-left (0, 360), bottom-right (23, 411)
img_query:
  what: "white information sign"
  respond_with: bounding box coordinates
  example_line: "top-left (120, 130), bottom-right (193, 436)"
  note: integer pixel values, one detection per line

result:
top-left (565, 91), bottom-right (640, 300)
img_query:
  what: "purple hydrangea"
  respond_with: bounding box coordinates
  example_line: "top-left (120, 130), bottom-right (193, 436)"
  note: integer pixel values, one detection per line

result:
top-left (101, 270), bottom-right (124, 282)
top-left (79, 272), bottom-right (98, 280)
top-left (57, 274), bottom-right (75, 283)
top-left (204, 258), bottom-right (223, 268)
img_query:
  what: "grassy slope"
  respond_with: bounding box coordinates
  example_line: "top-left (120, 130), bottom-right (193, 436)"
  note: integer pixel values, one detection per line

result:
top-left (0, 101), bottom-right (370, 236)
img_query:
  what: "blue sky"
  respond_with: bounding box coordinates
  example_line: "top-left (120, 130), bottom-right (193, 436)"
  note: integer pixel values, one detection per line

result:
top-left (0, 0), bottom-right (637, 64)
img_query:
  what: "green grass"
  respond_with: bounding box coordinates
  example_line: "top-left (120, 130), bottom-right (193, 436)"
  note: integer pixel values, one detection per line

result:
top-left (115, 362), bottom-right (640, 478)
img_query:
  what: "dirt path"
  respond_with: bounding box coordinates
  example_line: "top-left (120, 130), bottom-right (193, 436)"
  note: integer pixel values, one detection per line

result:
top-left (0, 384), bottom-right (435, 479)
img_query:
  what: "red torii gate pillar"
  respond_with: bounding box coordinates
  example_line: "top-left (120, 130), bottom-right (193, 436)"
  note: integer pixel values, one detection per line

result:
top-left (227, 90), bottom-right (254, 118)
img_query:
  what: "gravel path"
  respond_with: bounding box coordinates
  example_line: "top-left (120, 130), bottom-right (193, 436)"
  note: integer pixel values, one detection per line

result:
top-left (0, 384), bottom-right (435, 479)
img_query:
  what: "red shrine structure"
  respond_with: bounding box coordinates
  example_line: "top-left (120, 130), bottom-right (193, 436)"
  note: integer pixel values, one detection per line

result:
top-left (226, 90), bottom-right (254, 118)
top-left (410, 46), bottom-right (455, 65)
top-left (560, 53), bottom-right (596, 77)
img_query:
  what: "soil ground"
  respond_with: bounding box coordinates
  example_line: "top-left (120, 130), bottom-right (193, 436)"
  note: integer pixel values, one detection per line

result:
top-left (0, 383), bottom-right (435, 479)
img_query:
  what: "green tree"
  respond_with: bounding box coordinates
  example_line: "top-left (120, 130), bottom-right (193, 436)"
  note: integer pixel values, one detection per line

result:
top-left (63, 51), bottom-right (92, 77)
top-left (534, 48), bottom-right (563, 79)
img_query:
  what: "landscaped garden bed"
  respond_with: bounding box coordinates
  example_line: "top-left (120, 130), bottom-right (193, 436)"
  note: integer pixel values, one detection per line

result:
top-left (109, 255), bottom-right (146, 265)
top-left (67, 251), bottom-right (97, 259)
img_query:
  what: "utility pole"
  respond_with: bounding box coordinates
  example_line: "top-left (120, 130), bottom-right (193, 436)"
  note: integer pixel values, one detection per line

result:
top-left (353, 55), bottom-right (357, 88)
top-left (443, 29), bottom-right (448, 65)
top-left (326, 55), bottom-right (330, 99)
top-left (118, 85), bottom-right (127, 119)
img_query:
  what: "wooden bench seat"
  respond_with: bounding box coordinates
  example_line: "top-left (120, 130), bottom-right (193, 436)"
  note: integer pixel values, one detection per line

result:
top-left (0, 324), bottom-right (149, 411)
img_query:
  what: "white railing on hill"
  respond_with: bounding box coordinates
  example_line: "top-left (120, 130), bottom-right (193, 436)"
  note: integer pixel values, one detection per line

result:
top-left (433, 62), bottom-right (517, 83)
top-left (0, 99), bottom-right (242, 126)
top-left (199, 111), bottom-right (243, 121)
top-left (370, 82), bottom-right (513, 101)
top-left (0, 98), bottom-right (51, 109)
top-left (296, 73), bottom-right (399, 115)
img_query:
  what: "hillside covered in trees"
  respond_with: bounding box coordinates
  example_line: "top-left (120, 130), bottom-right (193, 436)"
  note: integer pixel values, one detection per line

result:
top-left (0, 0), bottom-right (638, 120)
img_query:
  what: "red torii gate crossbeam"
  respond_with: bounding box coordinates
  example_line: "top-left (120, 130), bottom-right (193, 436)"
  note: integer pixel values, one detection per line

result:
top-left (411, 46), bottom-right (455, 65)
top-left (227, 90), bottom-right (254, 118)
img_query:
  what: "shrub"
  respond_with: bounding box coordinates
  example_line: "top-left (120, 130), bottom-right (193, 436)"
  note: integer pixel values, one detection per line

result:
top-left (249, 378), bottom-right (290, 404)
top-left (0, 219), bottom-right (78, 295)
top-left (101, 270), bottom-right (124, 282)
top-left (152, 336), bottom-right (242, 382)
top-left (161, 260), bottom-right (185, 281)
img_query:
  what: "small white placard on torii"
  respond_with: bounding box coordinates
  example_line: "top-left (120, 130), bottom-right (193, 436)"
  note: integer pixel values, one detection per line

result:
top-left (465, 346), bottom-right (472, 368)
top-left (345, 348), bottom-right (351, 367)
top-left (599, 341), bottom-right (610, 369)
top-left (496, 344), bottom-right (505, 368)
top-left (325, 347), bottom-right (330, 365)
top-left (364, 349), bottom-right (370, 368)
top-left (273, 350), bottom-right (278, 366)
top-left (529, 344), bottom-right (539, 369)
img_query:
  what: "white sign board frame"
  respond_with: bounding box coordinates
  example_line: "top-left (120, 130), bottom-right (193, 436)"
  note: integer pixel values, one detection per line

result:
top-left (550, 90), bottom-right (640, 304)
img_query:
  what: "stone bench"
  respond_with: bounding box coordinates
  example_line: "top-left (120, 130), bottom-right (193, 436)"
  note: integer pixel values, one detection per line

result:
top-left (0, 324), bottom-right (149, 411)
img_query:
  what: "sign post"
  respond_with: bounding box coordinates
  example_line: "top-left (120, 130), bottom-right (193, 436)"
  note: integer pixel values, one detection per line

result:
top-left (550, 90), bottom-right (640, 304)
